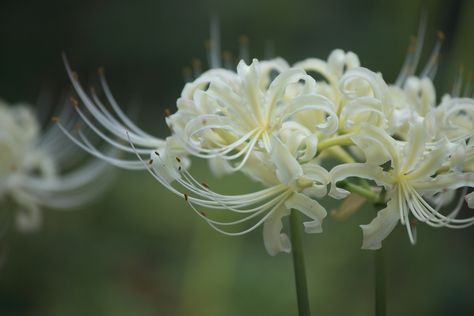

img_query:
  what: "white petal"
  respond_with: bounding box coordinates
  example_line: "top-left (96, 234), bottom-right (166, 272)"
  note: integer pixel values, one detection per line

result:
top-left (351, 133), bottom-right (391, 166)
top-left (285, 193), bottom-right (327, 233)
top-left (401, 119), bottom-right (426, 174)
top-left (360, 197), bottom-right (400, 250)
top-left (340, 67), bottom-right (389, 101)
top-left (329, 163), bottom-right (392, 199)
top-left (271, 136), bottom-right (303, 185)
top-left (208, 157), bottom-right (233, 177)
top-left (442, 98), bottom-right (474, 131)
top-left (466, 192), bottom-right (474, 209)
top-left (258, 58), bottom-right (290, 85)
top-left (411, 172), bottom-right (474, 192)
top-left (241, 151), bottom-right (280, 187)
top-left (282, 95), bottom-right (338, 135)
top-left (293, 58), bottom-right (338, 87)
top-left (237, 59), bottom-right (266, 123)
top-left (328, 49), bottom-right (360, 77)
top-left (341, 96), bottom-right (386, 129)
top-left (351, 125), bottom-right (400, 169)
top-left (405, 138), bottom-right (453, 181)
top-left (404, 77), bottom-right (436, 116)
top-left (180, 68), bottom-right (238, 99)
top-left (300, 163), bottom-right (330, 197)
top-left (263, 205), bottom-right (291, 256)
top-left (266, 68), bottom-right (311, 107)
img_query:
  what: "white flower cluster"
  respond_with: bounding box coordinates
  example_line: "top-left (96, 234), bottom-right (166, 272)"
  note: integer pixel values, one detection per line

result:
top-left (0, 101), bottom-right (111, 232)
top-left (58, 33), bottom-right (474, 255)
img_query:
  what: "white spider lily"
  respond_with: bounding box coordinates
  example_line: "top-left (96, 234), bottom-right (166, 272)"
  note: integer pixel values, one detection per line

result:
top-left (0, 101), bottom-right (111, 232)
top-left (58, 35), bottom-right (334, 256)
top-left (167, 58), bottom-right (338, 171)
top-left (55, 20), bottom-right (474, 256)
top-left (329, 120), bottom-right (474, 250)
top-left (130, 134), bottom-right (329, 255)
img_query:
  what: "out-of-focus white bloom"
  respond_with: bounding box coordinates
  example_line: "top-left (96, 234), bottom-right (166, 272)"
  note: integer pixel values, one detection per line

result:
top-left (0, 101), bottom-right (111, 232)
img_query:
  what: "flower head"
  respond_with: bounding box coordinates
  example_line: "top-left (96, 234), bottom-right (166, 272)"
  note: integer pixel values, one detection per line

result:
top-left (330, 120), bottom-right (474, 249)
top-left (168, 58), bottom-right (338, 171)
top-left (0, 101), bottom-right (112, 232)
top-left (57, 24), bottom-right (474, 254)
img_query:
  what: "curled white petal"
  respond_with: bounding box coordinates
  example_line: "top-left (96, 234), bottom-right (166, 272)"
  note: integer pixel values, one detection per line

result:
top-left (360, 197), bottom-right (400, 250)
top-left (271, 136), bottom-right (303, 185)
top-left (285, 193), bottom-right (327, 233)
top-left (329, 163), bottom-right (392, 199)
top-left (263, 205), bottom-right (291, 256)
top-left (466, 192), bottom-right (474, 209)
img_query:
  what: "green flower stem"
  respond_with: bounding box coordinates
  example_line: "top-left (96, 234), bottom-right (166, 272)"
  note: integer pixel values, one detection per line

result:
top-left (375, 246), bottom-right (386, 316)
top-left (373, 199), bottom-right (387, 316)
top-left (338, 181), bottom-right (381, 203)
top-left (326, 146), bottom-right (355, 164)
top-left (317, 133), bottom-right (354, 151)
top-left (339, 181), bottom-right (387, 316)
top-left (289, 210), bottom-right (311, 316)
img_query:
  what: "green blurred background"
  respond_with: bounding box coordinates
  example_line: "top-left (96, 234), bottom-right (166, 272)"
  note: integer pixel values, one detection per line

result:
top-left (1, 0), bottom-right (474, 315)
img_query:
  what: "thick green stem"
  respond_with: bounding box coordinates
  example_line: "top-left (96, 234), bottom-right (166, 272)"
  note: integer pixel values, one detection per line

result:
top-left (289, 210), bottom-right (311, 316)
top-left (375, 246), bottom-right (386, 316)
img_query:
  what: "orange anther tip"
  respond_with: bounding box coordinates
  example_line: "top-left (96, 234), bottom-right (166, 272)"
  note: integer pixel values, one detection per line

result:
top-left (239, 35), bottom-right (249, 44)
top-left (436, 31), bottom-right (445, 41)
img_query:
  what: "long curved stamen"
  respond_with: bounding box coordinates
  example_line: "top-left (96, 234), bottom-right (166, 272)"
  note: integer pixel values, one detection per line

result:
top-left (451, 65), bottom-right (464, 97)
top-left (239, 35), bottom-right (249, 63)
top-left (410, 186), bottom-right (474, 226)
top-left (461, 72), bottom-right (474, 98)
top-left (419, 31), bottom-right (444, 79)
top-left (55, 121), bottom-right (143, 170)
top-left (98, 69), bottom-right (158, 140)
top-left (185, 127), bottom-right (259, 157)
top-left (207, 15), bottom-right (221, 69)
top-left (62, 54), bottom-right (162, 148)
top-left (434, 187), bottom-right (467, 219)
top-left (399, 185), bottom-right (416, 244)
top-left (395, 12), bottom-right (427, 86)
top-left (200, 195), bottom-right (290, 236)
top-left (72, 101), bottom-right (152, 154)
top-left (406, 185), bottom-right (474, 228)
top-left (127, 133), bottom-right (295, 236)
top-left (126, 132), bottom-right (289, 213)
top-left (178, 168), bottom-right (287, 211)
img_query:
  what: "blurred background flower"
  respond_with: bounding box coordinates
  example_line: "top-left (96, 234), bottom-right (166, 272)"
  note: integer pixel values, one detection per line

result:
top-left (0, 0), bottom-right (473, 315)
